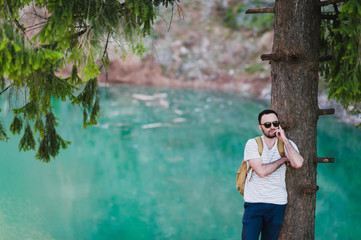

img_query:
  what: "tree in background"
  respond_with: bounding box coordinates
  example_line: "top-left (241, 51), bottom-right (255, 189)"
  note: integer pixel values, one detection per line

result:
top-left (320, 1), bottom-right (361, 122)
top-left (0, 0), bottom-right (180, 162)
top-left (263, 0), bottom-right (359, 238)
top-left (223, 0), bottom-right (360, 123)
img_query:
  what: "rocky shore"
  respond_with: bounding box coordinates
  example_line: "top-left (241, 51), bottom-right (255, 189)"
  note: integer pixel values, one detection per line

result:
top-left (97, 1), bottom-right (274, 96)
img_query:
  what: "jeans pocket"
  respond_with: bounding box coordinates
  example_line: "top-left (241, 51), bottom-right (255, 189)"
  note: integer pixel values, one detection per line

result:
top-left (242, 203), bottom-right (252, 225)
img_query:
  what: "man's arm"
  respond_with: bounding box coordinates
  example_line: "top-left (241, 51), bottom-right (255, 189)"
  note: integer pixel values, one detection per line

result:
top-left (248, 157), bottom-right (289, 178)
top-left (276, 125), bottom-right (304, 169)
top-left (282, 139), bottom-right (303, 168)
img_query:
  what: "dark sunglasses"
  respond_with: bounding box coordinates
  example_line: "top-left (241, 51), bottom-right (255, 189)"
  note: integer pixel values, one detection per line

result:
top-left (260, 121), bottom-right (280, 128)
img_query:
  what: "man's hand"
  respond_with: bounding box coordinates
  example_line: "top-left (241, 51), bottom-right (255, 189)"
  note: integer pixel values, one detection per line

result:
top-left (275, 125), bottom-right (288, 142)
top-left (276, 125), bottom-right (304, 169)
top-left (281, 157), bottom-right (289, 164)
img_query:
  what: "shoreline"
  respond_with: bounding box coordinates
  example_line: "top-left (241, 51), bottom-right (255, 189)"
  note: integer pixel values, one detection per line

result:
top-left (98, 81), bottom-right (361, 127)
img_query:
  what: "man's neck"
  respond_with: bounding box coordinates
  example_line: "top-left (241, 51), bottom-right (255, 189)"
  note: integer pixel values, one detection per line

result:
top-left (263, 135), bottom-right (277, 149)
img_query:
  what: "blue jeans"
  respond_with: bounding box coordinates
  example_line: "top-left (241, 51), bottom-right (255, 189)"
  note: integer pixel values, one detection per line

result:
top-left (242, 202), bottom-right (286, 240)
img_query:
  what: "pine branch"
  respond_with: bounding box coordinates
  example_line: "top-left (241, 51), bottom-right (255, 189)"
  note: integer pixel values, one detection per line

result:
top-left (5, 1), bottom-right (36, 49)
top-left (102, 31), bottom-right (111, 61)
top-left (320, 0), bottom-right (348, 7)
top-left (0, 82), bottom-right (14, 96)
top-left (333, 3), bottom-right (340, 15)
top-left (31, 4), bottom-right (48, 20)
top-left (168, 3), bottom-right (174, 32)
top-left (24, 21), bottom-right (47, 31)
top-left (99, 31), bottom-right (111, 72)
top-left (175, 2), bottom-right (184, 21)
top-left (39, 28), bottom-right (91, 50)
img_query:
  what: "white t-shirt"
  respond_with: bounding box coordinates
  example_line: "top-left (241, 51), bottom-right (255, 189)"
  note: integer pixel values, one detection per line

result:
top-left (243, 136), bottom-right (299, 205)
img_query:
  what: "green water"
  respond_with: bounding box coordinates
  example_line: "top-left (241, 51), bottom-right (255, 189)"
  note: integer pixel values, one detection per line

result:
top-left (0, 86), bottom-right (360, 240)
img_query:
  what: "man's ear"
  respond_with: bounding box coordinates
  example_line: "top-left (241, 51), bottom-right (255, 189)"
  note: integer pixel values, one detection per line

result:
top-left (258, 125), bottom-right (262, 131)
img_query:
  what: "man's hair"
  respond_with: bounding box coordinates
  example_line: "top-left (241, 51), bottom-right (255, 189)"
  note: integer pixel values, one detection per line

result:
top-left (258, 109), bottom-right (279, 124)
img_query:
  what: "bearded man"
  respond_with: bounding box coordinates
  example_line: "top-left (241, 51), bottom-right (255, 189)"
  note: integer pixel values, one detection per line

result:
top-left (242, 109), bottom-right (304, 240)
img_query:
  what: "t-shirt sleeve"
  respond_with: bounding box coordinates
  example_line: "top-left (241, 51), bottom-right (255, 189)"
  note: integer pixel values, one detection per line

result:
top-left (244, 139), bottom-right (261, 161)
top-left (285, 140), bottom-right (300, 156)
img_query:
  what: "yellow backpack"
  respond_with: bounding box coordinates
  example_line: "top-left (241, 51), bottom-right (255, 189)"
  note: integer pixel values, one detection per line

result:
top-left (236, 136), bottom-right (285, 195)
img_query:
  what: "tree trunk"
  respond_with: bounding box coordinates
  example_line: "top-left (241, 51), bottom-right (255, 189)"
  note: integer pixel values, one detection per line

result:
top-left (271, 0), bottom-right (320, 239)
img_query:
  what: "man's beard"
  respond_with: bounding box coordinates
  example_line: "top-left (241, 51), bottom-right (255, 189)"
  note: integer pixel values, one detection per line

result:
top-left (262, 129), bottom-right (277, 138)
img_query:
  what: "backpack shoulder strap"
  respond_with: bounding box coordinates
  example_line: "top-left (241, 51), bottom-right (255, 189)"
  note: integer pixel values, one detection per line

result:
top-left (277, 139), bottom-right (285, 157)
top-left (247, 136), bottom-right (263, 182)
top-left (255, 136), bottom-right (263, 156)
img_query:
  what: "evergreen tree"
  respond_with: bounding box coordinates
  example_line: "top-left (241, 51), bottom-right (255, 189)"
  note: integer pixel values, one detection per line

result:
top-left (268, 0), bottom-right (359, 238)
top-left (320, 1), bottom-right (361, 120)
top-left (0, 0), bottom-right (179, 162)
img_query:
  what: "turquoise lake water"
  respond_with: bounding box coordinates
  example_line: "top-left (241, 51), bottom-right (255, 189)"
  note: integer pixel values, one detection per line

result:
top-left (0, 86), bottom-right (360, 240)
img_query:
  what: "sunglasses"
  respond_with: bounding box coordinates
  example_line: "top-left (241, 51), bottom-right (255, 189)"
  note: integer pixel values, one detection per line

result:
top-left (260, 121), bottom-right (280, 128)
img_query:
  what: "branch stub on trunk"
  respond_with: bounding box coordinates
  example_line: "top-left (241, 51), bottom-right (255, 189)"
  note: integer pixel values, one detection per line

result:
top-left (316, 157), bottom-right (335, 163)
top-left (302, 185), bottom-right (319, 194)
top-left (261, 52), bottom-right (281, 62)
top-left (320, 0), bottom-right (347, 7)
top-left (246, 7), bottom-right (274, 14)
top-left (319, 55), bottom-right (332, 62)
top-left (321, 14), bottom-right (338, 20)
top-left (318, 108), bottom-right (335, 116)
top-left (261, 52), bottom-right (300, 63)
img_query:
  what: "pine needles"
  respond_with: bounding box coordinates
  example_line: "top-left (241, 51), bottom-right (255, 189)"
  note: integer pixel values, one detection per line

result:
top-left (0, 0), bottom-right (180, 161)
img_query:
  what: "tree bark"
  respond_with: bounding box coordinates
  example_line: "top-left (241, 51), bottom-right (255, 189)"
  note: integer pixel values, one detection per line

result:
top-left (270, 0), bottom-right (320, 239)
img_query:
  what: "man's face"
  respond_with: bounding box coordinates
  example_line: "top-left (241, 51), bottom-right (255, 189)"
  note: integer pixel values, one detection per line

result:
top-left (258, 113), bottom-right (279, 138)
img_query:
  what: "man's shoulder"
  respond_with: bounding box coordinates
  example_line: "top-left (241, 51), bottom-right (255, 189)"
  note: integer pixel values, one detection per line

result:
top-left (244, 137), bottom-right (262, 161)
top-left (245, 137), bottom-right (259, 150)
top-left (246, 136), bottom-right (263, 143)
top-left (245, 137), bottom-right (257, 145)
